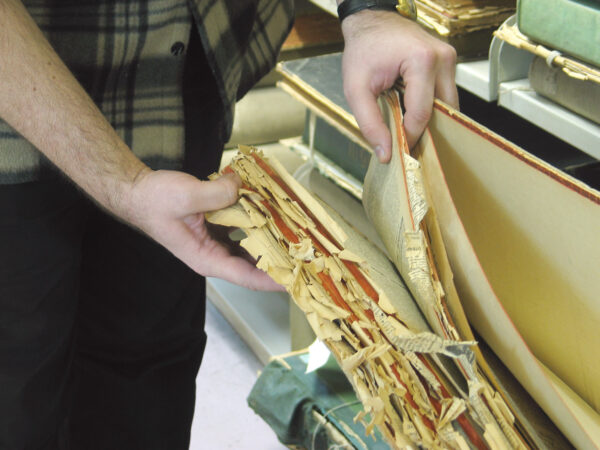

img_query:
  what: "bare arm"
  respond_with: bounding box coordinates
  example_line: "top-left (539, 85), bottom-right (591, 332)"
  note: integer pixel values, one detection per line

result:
top-left (0, 0), bottom-right (281, 291)
top-left (0, 0), bottom-right (148, 218)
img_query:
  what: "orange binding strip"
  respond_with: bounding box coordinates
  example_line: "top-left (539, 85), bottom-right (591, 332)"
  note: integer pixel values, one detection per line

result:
top-left (250, 153), bottom-right (381, 305)
top-left (385, 91), bottom-right (416, 230)
top-left (390, 363), bottom-right (436, 433)
top-left (417, 354), bottom-right (488, 450)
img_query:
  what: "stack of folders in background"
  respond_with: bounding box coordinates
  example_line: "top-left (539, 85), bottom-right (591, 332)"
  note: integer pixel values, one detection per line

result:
top-left (414, 0), bottom-right (515, 58)
top-left (495, 0), bottom-right (600, 124)
top-left (273, 53), bottom-right (600, 449)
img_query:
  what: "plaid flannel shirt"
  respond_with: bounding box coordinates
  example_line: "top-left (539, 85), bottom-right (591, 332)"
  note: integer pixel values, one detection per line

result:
top-left (0, 0), bottom-right (294, 183)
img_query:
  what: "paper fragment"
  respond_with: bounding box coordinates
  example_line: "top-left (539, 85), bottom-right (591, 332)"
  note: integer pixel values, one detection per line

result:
top-left (305, 339), bottom-right (332, 373)
top-left (205, 203), bottom-right (251, 228)
top-left (404, 153), bottom-right (429, 226)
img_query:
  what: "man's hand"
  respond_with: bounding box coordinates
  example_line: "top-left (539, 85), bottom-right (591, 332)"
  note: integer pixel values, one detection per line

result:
top-left (127, 169), bottom-right (283, 291)
top-left (1, 0), bottom-right (281, 291)
top-left (341, 10), bottom-right (459, 162)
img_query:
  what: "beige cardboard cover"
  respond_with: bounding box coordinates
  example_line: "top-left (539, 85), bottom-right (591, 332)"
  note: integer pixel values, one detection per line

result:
top-left (418, 100), bottom-right (600, 449)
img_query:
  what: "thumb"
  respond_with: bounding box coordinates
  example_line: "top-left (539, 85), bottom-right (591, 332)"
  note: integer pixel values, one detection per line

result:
top-left (191, 172), bottom-right (242, 213)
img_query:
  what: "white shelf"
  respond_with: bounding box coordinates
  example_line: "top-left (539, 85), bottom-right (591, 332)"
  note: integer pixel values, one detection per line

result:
top-left (207, 278), bottom-right (291, 365)
top-left (457, 54), bottom-right (600, 159)
top-left (498, 79), bottom-right (600, 160)
top-left (455, 59), bottom-right (494, 101)
top-left (455, 16), bottom-right (600, 160)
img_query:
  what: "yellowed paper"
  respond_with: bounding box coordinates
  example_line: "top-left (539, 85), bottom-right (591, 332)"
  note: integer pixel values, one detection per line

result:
top-left (208, 144), bottom-right (526, 449)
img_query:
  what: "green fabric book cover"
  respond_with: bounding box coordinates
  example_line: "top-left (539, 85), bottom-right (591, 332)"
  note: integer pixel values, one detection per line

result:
top-left (517, 0), bottom-right (600, 67)
top-left (302, 115), bottom-right (371, 183)
top-left (248, 354), bottom-right (389, 449)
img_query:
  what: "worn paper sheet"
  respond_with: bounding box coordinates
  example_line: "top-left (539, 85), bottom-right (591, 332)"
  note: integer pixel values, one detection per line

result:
top-left (416, 0), bottom-right (514, 36)
top-left (363, 93), bottom-right (445, 338)
top-left (361, 92), bottom-right (527, 448)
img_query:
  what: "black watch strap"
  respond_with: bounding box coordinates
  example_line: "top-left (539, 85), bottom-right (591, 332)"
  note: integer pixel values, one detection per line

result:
top-left (338, 0), bottom-right (399, 22)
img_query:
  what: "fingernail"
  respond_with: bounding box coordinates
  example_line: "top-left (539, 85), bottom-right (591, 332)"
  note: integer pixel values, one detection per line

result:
top-left (374, 145), bottom-right (384, 160)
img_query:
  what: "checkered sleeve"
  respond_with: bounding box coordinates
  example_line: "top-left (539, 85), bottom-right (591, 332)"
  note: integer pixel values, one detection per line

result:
top-left (0, 0), bottom-right (293, 184)
top-left (188, 0), bottom-right (295, 137)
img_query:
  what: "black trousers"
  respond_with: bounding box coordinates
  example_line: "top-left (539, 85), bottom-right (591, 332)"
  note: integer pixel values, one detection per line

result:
top-left (0, 27), bottom-right (225, 450)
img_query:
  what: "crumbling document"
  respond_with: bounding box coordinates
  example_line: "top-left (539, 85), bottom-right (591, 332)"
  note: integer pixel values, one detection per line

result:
top-left (274, 54), bottom-right (600, 446)
top-left (207, 97), bottom-right (528, 448)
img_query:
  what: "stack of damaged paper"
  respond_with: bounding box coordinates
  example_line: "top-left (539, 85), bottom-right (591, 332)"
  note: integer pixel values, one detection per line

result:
top-left (415, 0), bottom-right (514, 58)
top-left (207, 94), bottom-right (529, 448)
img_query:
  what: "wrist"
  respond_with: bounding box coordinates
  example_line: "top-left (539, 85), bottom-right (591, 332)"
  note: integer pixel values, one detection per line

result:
top-left (341, 8), bottom-right (411, 40)
top-left (337, 0), bottom-right (417, 23)
top-left (116, 164), bottom-right (153, 227)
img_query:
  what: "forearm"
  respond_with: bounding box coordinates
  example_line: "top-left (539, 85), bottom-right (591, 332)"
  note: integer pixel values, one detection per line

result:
top-left (0, 0), bottom-right (148, 219)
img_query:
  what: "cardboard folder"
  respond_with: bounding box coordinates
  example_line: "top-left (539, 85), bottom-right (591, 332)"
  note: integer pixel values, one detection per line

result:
top-left (421, 99), bottom-right (600, 449)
